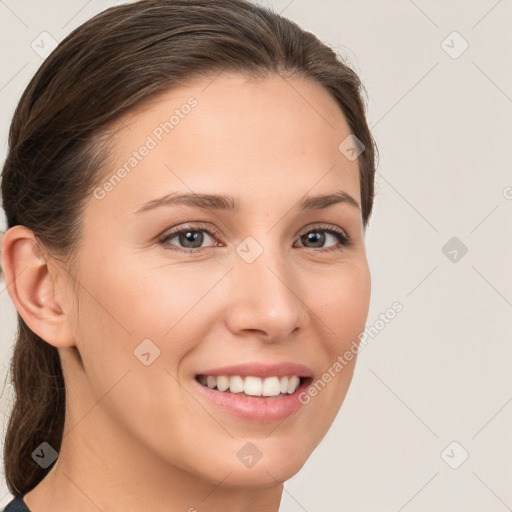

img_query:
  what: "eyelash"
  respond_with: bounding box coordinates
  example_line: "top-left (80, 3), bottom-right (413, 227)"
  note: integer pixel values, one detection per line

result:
top-left (158, 222), bottom-right (352, 254)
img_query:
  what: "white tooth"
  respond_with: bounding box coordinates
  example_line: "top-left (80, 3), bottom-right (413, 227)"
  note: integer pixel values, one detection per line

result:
top-left (216, 375), bottom-right (230, 392)
top-left (229, 375), bottom-right (244, 393)
top-left (279, 376), bottom-right (289, 394)
top-left (244, 376), bottom-right (263, 396)
top-left (262, 377), bottom-right (281, 396)
top-left (287, 376), bottom-right (300, 394)
top-left (206, 375), bottom-right (216, 389)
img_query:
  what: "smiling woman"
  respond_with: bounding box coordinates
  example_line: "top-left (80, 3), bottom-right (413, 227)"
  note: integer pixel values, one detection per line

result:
top-left (0, 1), bottom-right (377, 511)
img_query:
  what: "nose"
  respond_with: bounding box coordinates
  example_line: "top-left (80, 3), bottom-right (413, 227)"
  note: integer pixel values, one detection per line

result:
top-left (224, 243), bottom-right (310, 343)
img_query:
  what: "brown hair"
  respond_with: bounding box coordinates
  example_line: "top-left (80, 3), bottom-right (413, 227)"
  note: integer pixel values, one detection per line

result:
top-left (0, 0), bottom-right (377, 497)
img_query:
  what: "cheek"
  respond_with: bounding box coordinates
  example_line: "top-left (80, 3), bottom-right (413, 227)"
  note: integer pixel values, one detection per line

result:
top-left (75, 250), bottom-right (219, 346)
top-left (316, 259), bottom-right (371, 352)
top-left (306, 260), bottom-right (370, 414)
top-left (67, 258), bottom-right (211, 457)
top-left (69, 252), bottom-right (234, 423)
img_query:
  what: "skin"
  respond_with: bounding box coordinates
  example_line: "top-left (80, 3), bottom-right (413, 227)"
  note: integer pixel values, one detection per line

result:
top-left (2, 72), bottom-right (371, 512)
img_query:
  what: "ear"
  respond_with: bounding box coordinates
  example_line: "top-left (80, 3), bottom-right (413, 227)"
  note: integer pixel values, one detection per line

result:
top-left (1, 225), bottom-right (75, 348)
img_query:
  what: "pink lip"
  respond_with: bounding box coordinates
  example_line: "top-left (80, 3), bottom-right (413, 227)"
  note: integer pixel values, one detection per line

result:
top-left (195, 362), bottom-right (313, 378)
top-left (193, 376), bottom-right (313, 423)
top-left (192, 362), bottom-right (314, 423)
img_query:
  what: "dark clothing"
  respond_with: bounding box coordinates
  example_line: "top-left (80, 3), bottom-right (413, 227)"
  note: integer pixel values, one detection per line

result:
top-left (2, 496), bottom-right (30, 512)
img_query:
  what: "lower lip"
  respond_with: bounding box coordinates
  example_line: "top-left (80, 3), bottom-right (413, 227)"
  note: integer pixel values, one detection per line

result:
top-left (193, 377), bottom-right (312, 423)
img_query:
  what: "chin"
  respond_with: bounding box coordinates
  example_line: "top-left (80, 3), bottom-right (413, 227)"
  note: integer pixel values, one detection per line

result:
top-left (217, 453), bottom-right (309, 488)
top-left (203, 435), bottom-right (315, 488)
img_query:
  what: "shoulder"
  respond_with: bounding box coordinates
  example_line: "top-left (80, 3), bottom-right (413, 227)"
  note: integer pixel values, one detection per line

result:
top-left (2, 496), bottom-right (31, 512)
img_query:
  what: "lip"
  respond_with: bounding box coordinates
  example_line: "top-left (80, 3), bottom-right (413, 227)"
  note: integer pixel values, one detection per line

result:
top-left (195, 362), bottom-right (314, 379)
top-left (192, 362), bottom-right (314, 423)
top-left (193, 375), bottom-right (313, 423)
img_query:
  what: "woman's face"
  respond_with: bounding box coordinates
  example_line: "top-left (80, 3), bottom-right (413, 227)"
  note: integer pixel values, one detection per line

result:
top-left (63, 73), bottom-right (371, 487)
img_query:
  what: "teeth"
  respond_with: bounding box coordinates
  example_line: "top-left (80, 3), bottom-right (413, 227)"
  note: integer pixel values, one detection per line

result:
top-left (287, 376), bottom-right (300, 394)
top-left (279, 376), bottom-right (288, 393)
top-left (229, 375), bottom-right (244, 393)
top-left (216, 375), bottom-right (229, 392)
top-left (244, 376), bottom-right (262, 396)
top-left (262, 377), bottom-right (281, 396)
top-left (198, 375), bottom-right (302, 396)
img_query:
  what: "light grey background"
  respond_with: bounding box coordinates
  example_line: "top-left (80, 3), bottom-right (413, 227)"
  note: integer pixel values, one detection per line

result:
top-left (1, 0), bottom-right (511, 510)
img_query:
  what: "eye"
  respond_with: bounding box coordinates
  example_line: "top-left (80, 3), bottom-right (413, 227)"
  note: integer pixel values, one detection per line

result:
top-left (159, 223), bottom-right (219, 253)
top-left (294, 224), bottom-right (352, 252)
top-left (158, 223), bottom-right (352, 253)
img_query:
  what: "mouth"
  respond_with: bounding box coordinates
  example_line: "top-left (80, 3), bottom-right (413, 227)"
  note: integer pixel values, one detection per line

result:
top-left (195, 374), bottom-right (310, 398)
top-left (193, 365), bottom-right (314, 423)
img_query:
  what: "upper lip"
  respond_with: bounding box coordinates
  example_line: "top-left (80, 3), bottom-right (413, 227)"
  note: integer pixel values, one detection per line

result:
top-left (196, 362), bottom-right (313, 379)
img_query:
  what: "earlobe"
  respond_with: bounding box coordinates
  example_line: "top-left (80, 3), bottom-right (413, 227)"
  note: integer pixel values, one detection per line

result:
top-left (1, 225), bottom-right (75, 348)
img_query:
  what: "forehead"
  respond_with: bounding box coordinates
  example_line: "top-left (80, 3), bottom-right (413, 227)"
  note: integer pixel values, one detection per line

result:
top-left (91, 72), bottom-right (360, 217)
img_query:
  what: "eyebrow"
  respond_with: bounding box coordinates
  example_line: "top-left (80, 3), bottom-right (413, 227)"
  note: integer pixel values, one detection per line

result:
top-left (134, 190), bottom-right (360, 214)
